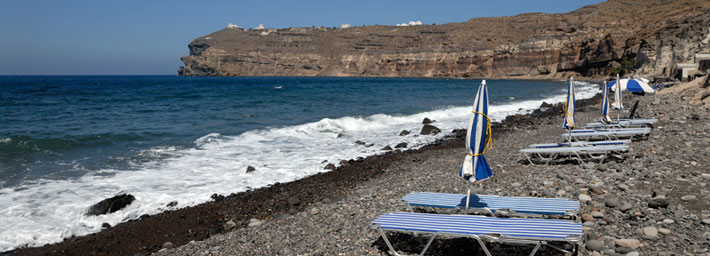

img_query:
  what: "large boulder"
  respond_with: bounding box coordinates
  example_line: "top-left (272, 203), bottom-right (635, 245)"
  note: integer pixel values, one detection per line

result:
top-left (86, 194), bottom-right (135, 216)
top-left (420, 124), bottom-right (441, 135)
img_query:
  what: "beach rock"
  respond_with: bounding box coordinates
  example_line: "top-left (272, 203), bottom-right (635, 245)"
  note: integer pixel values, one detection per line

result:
top-left (101, 223), bottom-right (111, 229)
top-left (86, 194), bottom-right (136, 216)
top-left (582, 214), bottom-right (595, 222)
top-left (702, 219), bottom-right (710, 225)
top-left (618, 184), bottom-right (630, 191)
top-left (355, 140), bottom-right (366, 145)
top-left (223, 220), bottom-right (237, 230)
top-left (592, 211), bottom-right (604, 218)
top-left (166, 201), bottom-right (178, 207)
top-left (422, 117), bottom-right (434, 124)
top-left (395, 142), bottom-right (408, 148)
top-left (309, 207), bottom-right (320, 215)
top-left (648, 198), bottom-right (669, 208)
top-left (642, 226), bottom-right (659, 240)
top-left (399, 130), bottom-right (410, 136)
top-left (420, 124), bottom-right (441, 135)
top-left (658, 228), bottom-right (671, 235)
top-left (287, 196), bottom-right (300, 206)
top-left (591, 186), bottom-right (604, 195)
top-left (324, 163), bottom-right (336, 170)
top-left (246, 166), bottom-right (256, 173)
top-left (626, 252), bottom-right (640, 256)
top-left (586, 240), bottom-right (605, 251)
top-left (247, 218), bottom-right (263, 227)
top-left (336, 133), bottom-right (345, 138)
top-left (620, 202), bottom-right (633, 212)
top-left (162, 242), bottom-right (174, 250)
top-left (605, 197), bottom-right (619, 208)
top-left (680, 195), bottom-right (696, 201)
top-left (210, 194), bottom-right (225, 202)
top-left (615, 238), bottom-right (642, 249)
top-left (579, 194), bottom-right (592, 203)
top-left (582, 162), bottom-right (596, 170)
top-left (381, 146), bottom-right (392, 151)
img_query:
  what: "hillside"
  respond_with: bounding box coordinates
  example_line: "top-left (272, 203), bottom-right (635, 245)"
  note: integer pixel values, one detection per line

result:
top-left (178, 0), bottom-right (710, 79)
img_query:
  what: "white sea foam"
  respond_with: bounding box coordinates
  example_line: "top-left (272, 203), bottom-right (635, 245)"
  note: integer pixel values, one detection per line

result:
top-left (0, 81), bottom-right (599, 251)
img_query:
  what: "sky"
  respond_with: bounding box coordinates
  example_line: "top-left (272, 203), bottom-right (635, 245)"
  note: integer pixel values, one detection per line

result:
top-left (0, 0), bottom-right (605, 75)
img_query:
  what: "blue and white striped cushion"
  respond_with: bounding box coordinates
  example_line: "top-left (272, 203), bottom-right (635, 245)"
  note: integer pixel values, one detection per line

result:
top-left (373, 212), bottom-right (582, 240)
top-left (403, 192), bottom-right (579, 215)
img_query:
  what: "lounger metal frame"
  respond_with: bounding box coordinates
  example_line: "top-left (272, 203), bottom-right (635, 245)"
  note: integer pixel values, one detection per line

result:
top-left (561, 128), bottom-right (650, 141)
top-left (371, 213), bottom-right (581, 256)
top-left (520, 144), bottom-right (628, 165)
top-left (401, 192), bottom-right (579, 218)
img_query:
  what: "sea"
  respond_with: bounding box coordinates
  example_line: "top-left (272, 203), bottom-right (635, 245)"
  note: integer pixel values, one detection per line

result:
top-left (0, 76), bottom-right (599, 251)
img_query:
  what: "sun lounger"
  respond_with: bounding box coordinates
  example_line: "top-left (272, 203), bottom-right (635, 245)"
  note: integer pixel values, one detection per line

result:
top-left (584, 118), bottom-right (657, 129)
top-left (561, 127), bottom-right (651, 141)
top-left (401, 192), bottom-right (579, 217)
top-left (520, 144), bottom-right (629, 165)
top-left (371, 212), bottom-right (582, 256)
top-left (528, 139), bottom-right (630, 148)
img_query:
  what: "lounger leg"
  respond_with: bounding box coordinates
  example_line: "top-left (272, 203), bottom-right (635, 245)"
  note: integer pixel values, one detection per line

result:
top-left (471, 235), bottom-right (493, 256)
top-left (419, 233), bottom-right (438, 256)
top-left (465, 183), bottom-right (472, 215)
top-left (377, 228), bottom-right (401, 256)
top-left (526, 154), bottom-right (536, 165)
top-left (528, 242), bottom-right (542, 256)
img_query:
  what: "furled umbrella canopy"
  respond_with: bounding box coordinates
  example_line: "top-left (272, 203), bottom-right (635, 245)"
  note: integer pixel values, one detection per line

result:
top-left (600, 81), bottom-right (612, 123)
top-left (562, 78), bottom-right (576, 142)
top-left (459, 80), bottom-right (493, 213)
top-left (607, 77), bottom-right (655, 95)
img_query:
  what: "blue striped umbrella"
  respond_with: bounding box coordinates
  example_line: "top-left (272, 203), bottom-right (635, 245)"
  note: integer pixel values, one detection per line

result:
top-left (459, 80), bottom-right (493, 214)
top-left (562, 78), bottom-right (575, 142)
top-left (600, 81), bottom-right (612, 124)
top-left (607, 77), bottom-right (655, 95)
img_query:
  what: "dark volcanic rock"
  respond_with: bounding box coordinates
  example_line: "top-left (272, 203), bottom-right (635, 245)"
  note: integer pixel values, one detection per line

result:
top-left (394, 142), bottom-right (408, 149)
top-left (324, 163), bottom-right (336, 170)
top-left (420, 125), bottom-right (441, 135)
top-left (246, 166), bottom-right (256, 173)
top-left (422, 117), bottom-right (434, 124)
top-left (648, 198), bottom-right (669, 209)
top-left (86, 194), bottom-right (135, 216)
top-left (381, 146), bottom-right (393, 151)
top-left (399, 130), bottom-right (410, 136)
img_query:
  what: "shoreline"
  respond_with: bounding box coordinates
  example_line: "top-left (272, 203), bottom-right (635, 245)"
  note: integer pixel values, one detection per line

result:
top-left (8, 88), bottom-right (603, 255)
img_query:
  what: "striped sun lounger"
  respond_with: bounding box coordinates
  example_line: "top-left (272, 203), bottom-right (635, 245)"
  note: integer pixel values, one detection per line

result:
top-left (584, 118), bottom-right (657, 129)
top-left (528, 139), bottom-right (631, 148)
top-left (371, 212), bottom-right (582, 256)
top-left (402, 192), bottom-right (579, 217)
top-left (561, 127), bottom-right (651, 141)
top-left (520, 144), bottom-right (629, 165)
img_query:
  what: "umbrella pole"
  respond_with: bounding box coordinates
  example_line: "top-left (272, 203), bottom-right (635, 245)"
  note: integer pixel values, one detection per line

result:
top-left (465, 182), bottom-right (471, 215)
top-left (568, 128), bottom-right (572, 144)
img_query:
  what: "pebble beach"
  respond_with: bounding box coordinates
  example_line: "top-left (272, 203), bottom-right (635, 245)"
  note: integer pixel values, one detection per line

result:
top-left (148, 78), bottom-right (710, 256)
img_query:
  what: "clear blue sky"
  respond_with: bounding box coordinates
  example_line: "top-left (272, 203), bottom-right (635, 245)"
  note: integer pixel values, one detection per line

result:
top-left (0, 0), bottom-right (604, 75)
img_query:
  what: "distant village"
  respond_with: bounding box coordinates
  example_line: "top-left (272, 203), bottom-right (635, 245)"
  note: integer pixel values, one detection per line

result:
top-left (224, 20), bottom-right (424, 34)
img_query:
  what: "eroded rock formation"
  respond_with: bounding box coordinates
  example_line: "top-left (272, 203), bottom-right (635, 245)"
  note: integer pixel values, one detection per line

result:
top-left (179, 0), bottom-right (710, 79)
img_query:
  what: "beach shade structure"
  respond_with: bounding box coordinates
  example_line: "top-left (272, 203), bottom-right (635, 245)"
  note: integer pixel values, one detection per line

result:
top-left (459, 80), bottom-right (493, 214)
top-left (600, 81), bottom-right (612, 126)
top-left (607, 77), bottom-right (655, 95)
top-left (561, 77), bottom-right (576, 143)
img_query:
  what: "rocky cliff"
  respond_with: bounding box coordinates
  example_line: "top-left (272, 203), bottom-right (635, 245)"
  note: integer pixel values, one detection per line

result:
top-left (179, 0), bottom-right (710, 79)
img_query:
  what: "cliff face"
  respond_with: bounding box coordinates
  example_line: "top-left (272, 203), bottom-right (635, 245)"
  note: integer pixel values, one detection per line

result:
top-left (179, 0), bottom-right (710, 79)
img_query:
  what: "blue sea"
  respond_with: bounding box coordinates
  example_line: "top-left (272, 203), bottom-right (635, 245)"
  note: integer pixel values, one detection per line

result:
top-left (0, 76), bottom-right (599, 251)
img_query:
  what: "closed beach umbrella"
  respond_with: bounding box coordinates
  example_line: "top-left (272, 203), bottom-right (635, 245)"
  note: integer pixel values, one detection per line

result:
top-left (611, 74), bottom-right (624, 119)
top-left (459, 80), bottom-right (493, 214)
top-left (600, 81), bottom-right (612, 124)
top-left (562, 77), bottom-right (575, 142)
top-left (607, 77), bottom-right (655, 95)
